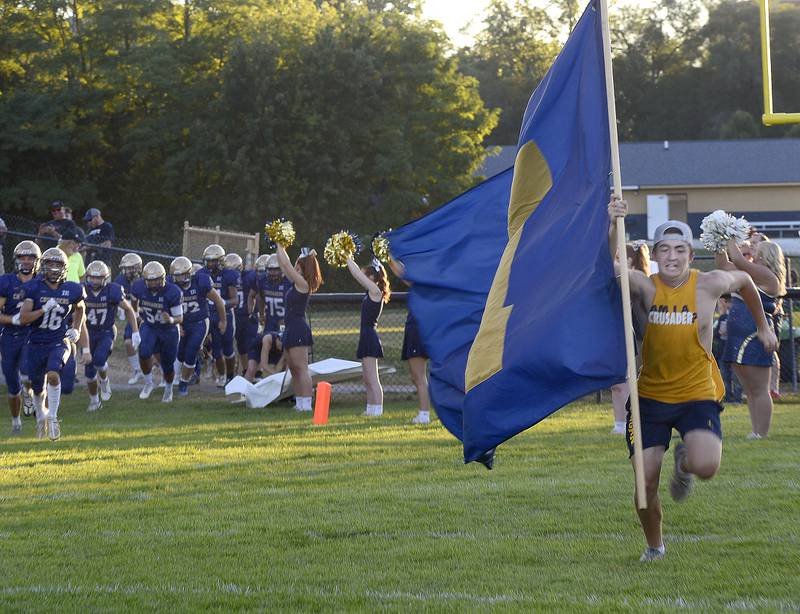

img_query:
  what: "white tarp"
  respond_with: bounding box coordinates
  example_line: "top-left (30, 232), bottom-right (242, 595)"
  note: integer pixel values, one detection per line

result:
top-left (224, 358), bottom-right (366, 408)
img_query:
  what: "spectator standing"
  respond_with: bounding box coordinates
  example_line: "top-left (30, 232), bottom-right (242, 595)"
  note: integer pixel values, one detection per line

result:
top-left (82, 208), bottom-right (115, 264)
top-left (37, 201), bottom-right (81, 249)
top-left (59, 228), bottom-right (86, 283)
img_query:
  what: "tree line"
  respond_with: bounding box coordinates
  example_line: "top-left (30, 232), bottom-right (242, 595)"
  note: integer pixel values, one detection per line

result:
top-left (1, 0), bottom-right (798, 247)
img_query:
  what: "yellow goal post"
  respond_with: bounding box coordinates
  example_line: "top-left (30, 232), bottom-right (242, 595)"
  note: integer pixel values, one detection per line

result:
top-left (182, 221), bottom-right (261, 268)
top-left (760, 0), bottom-right (800, 125)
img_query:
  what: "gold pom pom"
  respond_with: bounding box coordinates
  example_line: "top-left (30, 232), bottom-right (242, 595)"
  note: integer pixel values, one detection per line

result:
top-left (264, 219), bottom-right (296, 247)
top-left (324, 231), bottom-right (362, 268)
top-left (371, 234), bottom-right (390, 264)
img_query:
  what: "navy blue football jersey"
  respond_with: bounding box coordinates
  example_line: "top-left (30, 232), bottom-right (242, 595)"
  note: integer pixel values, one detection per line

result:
top-left (83, 281), bottom-right (124, 333)
top-left (22, 278), bottom-right (85, 344)
top-left (258, 275), bottom-right (292, 332)
top-left (130, 279), bottom-right (183, 328)
top-left (204, 267), bottom-right (239, 322)
top-left (0, 273), bottom-right (30, 336)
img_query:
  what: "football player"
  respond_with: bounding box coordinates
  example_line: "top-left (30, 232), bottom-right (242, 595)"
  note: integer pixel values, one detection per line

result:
top-left (114, 252), bottom-right (144, 384)
top-left (225, 253), bottom-right (258, 377)
top-left (83, 261), bottom-right (140, 412)
top-left (129, 262), bottom-right (183, 402)
top-left (169, 257), bottom-right (226, 397)
top-left (256, 253), bottom-right (291, 335)
top-left (0, 241), bottom-right (41, 434)
top-left (201, 244), bottom-right (238, 387)
top-left (18, 248), bottom-right (91, 440)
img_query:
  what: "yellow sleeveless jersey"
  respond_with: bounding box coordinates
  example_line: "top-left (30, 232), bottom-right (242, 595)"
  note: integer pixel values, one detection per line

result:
top-left (638, 269), bottom-right (725, 404)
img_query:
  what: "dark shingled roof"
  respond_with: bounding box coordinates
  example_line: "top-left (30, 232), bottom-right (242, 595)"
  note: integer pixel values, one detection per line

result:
top-left (478, 139), bottom-right (800, 186)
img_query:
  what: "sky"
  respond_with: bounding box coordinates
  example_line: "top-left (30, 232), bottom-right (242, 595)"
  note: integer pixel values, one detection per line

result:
top-left (421, 0), bottom-right (653, 47)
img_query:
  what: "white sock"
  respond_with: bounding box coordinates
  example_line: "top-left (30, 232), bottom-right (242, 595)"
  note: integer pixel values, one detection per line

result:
top-left (46, 382), bottom-right (62, 419)
top-left (651, 544), bottom-right (666, 554)
top-left (128, 355), bottom-right (140, 371)
top-left (99, 375), bottom-right (109, 385)
top-left (90, 393), bottom-right (100, 404)
top-left (164, 380), bottom-right (173, 390)
top-left (305, 396), bottom-right (313, 410)
top-left (173, 360), bottom-right (182, 375)
top-left (295, 396), bottom-right (311, 410)
top-left (365, 404), bottom-right (373, 415)
top-left (367, 404), bottom-right (383, 416)
top-left (418, 410), bottom-right (430, 419)
top-left (144, 372), bottom-right (153, 385)
top-left (33, 393), bottom-right (45, 421)
top-left (12, 416), bottom-right (21, 427)
top-left (614, 421), bottom-right (625, 430)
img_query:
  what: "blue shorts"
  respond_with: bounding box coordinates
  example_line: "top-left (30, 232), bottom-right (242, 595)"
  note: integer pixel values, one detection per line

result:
top-left (626, 396), bottom-right (723, 457)
top-left (178, 319), bottom-right (210, 368)
top-left (85, 330), bottom-right (115, 380)
top-left (235, 315), bottom-right (257, 356)
top-left (1, 332), bottom-right (29, 396)
top-left (209, 314), bottom-right (236, 359)
top-left (26, 341), bottom-right (71, 394)
top-left (139, 324), bottom-right (180, 375)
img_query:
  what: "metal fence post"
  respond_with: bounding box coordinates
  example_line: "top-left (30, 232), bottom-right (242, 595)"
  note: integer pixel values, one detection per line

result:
top-left (787, 258), bottom-right (797, 393)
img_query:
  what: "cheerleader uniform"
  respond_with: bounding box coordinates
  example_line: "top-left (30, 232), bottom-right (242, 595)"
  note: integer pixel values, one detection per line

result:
top-left (401, 312), bottom-right (427, 360)
top-left (356, 294), bottom-right (384, 359)
top-left (723, 289), bottom-right (777, 367)
top-left (282, 286), bottom-right (312, 349)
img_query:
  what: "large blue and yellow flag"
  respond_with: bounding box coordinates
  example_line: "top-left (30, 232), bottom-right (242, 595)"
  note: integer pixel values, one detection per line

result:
top-left (389, 0), bottom-right (625, 461)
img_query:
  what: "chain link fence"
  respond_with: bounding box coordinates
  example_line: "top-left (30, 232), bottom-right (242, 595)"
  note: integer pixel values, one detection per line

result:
top-left (1, 215), bottom-right (798, 397)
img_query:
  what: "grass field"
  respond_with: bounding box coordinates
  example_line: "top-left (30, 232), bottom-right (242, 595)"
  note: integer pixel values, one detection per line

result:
top-left (1, 393), bottom-right (798, 612)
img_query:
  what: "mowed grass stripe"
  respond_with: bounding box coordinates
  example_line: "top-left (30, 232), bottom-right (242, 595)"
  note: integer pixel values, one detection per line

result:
top-left (1, 393), bottom-right (798, 611)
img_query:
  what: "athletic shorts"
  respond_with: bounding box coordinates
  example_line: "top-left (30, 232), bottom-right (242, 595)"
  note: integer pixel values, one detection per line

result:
top-left (139, 324), bottom-right (180, 375)
top-left (1, 332), bottom-right (28, 396)
top-left (178, 319), bottom-right (210, 368)
top-left (26, 341), bottom-right (71, 394)
top-left (209, 314), bottom-right (236, 359)
top-left (625, 396), bottom-right (723, 457)
top-left (85, 330), bottom-right (115, 380)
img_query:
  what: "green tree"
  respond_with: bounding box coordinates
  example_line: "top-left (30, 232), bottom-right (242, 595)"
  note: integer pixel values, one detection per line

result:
top-left (458, 0), bottom-right (558, 144)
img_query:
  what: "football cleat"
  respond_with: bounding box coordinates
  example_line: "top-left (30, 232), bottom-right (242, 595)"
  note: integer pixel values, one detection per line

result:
top-left (178, 381), bottom-right (189, 397)
top-left (36, 420), bottom-right (47, 440)
top-left (21, 390), bottom-right (34, 416)
top-left (48, 419), bottom-right (61, 441)
top-left (99, 378), bottom-right (112, 401)
top-left (161, 386), bottom-right (173, 403)
top-left (139, 381), bottom-right (155, 400)
top-left (127, 370), bottom-right (143, 385)
top-left (87, 399), bottom-right (102, 412)
top-left (11, 423), bottom-right (22, 436)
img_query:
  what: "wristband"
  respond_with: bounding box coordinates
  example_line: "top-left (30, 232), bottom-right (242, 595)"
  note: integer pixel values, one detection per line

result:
top-left (82, 347), bottom-right (90, 355)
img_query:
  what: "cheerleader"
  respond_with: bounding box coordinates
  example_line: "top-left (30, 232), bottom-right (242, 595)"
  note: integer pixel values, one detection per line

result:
top-left (388, 259), bottom-right (431, 424)
top-left (276, 244), bottom-right (322, 412)
top-left (346, 257), bottom-right (390, 417)
top-left (717, 238), bottom-right (786, 439)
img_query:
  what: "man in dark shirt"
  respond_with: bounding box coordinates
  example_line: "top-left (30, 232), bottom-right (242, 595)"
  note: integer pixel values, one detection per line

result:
top-left (82, 208), bottom-right (115, 264)
top-left (37, 201), bottom-right (81, 249)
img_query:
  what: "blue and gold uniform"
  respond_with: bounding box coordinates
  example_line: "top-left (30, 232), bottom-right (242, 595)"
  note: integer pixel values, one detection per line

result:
top-left (0, 273), bottom-right (30, 395)
top-left (234, 269), bottom-right (258, 356)
top-left (626, 270), bottom-right (725, 456)
top-left (204, 267), bottom-right (238, 359)
top-left (177, 271), bottom-right (213, 369)
top-left (130, 278), bottom-right (183, 377)
top-left (723, 290), bottom-right (777, 367)
top-left (22, 278), bottom-right (85, 394)
top-left (83, 281), bottom-right (124, 380)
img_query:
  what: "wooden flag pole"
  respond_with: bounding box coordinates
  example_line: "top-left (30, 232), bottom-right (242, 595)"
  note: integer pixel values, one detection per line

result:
top-left (598, 0), bottom-right (647, 509)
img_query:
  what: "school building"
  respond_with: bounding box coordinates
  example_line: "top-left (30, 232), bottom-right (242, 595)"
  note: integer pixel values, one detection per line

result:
top-left (478, 139), bottom-right (800, 254)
